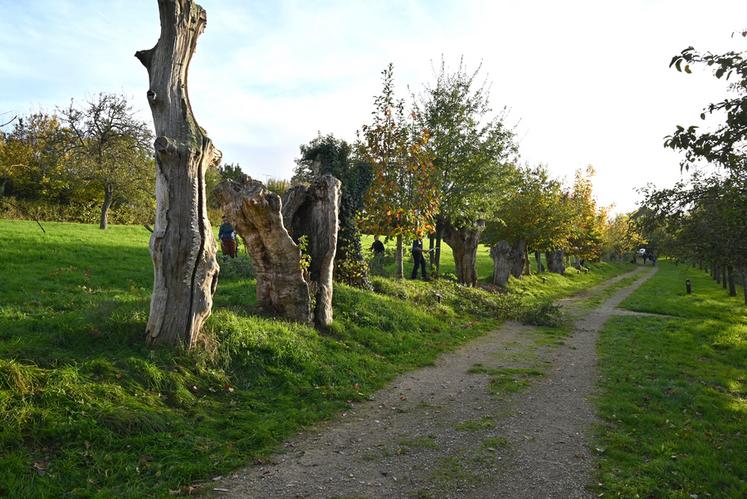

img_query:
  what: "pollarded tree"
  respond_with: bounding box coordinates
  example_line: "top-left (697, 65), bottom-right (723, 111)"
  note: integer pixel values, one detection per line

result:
top-left (414, 57), bottom-right (518, 284)
top-left (136, 0), bottom-right (222, 348)
top-left (293, 133), bottom-right (373, 288)
top-left (59, 93), bottom-right (153, 229)
top-left (359, 64), bottom-right (439, 278)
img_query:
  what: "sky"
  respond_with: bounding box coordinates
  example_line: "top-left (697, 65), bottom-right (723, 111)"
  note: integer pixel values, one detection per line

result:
top-left (2, 0), bottom-right (746, 213)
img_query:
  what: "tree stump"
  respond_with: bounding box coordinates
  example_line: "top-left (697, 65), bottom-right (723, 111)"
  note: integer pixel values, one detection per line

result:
top-left (214, 174), bottom-right (341, 326)
top-left (135, 0), bottom-right (220, 348)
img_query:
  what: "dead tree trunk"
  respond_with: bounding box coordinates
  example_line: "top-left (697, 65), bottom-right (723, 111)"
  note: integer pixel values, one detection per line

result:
top-left (136, 0), bottom-right (220, 348)
top-left (282, 175), bottom-right (341, 326)
top-left (443, 220), bottom-right (485, 286)
top-left (490, 240), bottom-right (512, 287)
top-left (546, 250), bottom-right (565, 274)
top-left (215, 175), bottom-right (341, 326)
top-left (99, 183), bottom-right (114, 230)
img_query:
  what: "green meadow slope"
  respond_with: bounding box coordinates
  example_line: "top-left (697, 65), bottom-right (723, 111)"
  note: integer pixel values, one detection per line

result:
top-left (0, 220), bottom-right (631, 497)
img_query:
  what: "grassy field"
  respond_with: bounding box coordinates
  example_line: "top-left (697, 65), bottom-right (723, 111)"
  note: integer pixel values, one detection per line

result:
top-left (595, 262), bottom-right (747, 497)
top-left (0, 220), bottom-right (631, 497)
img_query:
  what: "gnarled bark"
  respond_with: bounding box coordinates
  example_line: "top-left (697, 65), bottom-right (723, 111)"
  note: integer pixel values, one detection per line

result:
top-left (490, 240), bottom-right (512, 287)
top-left (509, 240), bottom-right (526, 279)
top-left (215, 177), bottom-right (312, 323)
top-left (546, 250), bottom-right (566, 274)
top-left (282, 175), bottom-right (341, 326)
top-left (443, 220), bottom-right (485, 286)
top-left (136, 0), bottom-right (220, 348)
top-left (215, 174), bottom-right (341, 326)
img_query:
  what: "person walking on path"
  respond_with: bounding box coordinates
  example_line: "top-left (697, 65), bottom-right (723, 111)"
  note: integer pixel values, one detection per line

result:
top-left (370, 235), bottom-right (385, 274)
top-left (218, 216), bottom-right (238, 258)
top-left (411, 235), bottom-right (429, 280)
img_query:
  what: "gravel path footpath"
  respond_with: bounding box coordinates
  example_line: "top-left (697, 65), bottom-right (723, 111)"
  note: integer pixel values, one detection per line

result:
top-left (211, 267), bottom-right (656, 498)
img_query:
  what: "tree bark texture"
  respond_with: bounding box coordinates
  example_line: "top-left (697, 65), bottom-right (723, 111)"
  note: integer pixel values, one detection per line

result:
top-left (395, 235), bottom-right (404, 279)
top-left (509, 240), bottom-right (526, 279)
top-left (534, 250), bottom-right (544, 273)
top-left (282, 175), bottom-right (341, 326)
top-left (546, 250), bottom-right (565, 274)
top-left (443, 221), bottom-right (485, 286)
top-left (490, 240), bottom-right (512, 287)
top-left (99, 183), bottom-right (113, 230)
top-left (136, 0), bottom-right (220, 348)
top-left (215, 175), bottom-right (341, 326)
top-left (722, 265), bottom-right (728, 289)
top-left (727, 265), bottom-right (737, 297)
top-left (523, 246), bottom-right (531, 276)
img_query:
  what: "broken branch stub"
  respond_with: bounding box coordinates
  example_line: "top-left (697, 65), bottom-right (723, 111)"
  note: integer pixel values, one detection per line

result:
top-left (135, 0), bottom-right (220, 348)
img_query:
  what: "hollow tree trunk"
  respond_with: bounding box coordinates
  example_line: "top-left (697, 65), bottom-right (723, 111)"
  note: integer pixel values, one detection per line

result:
top-left (534, 250), bottom-right (544, 273)
top-left (136, 0), bottom-right (220, 348)
top-left (546, 250), bottom-right (565, 274)
top-left (443, 220), bottom-right (485, 286)
top-left (99, 183), bottom-right (114, 230)
top-left (727, 265), bottom-right (737, 297)
top-left (509, 240), bottom-right (526, 279)
top-left (395, 234), bottom-right (404, 279)
top-left (490, 241), bottom-right (512, 287)
top-left (282, 175), bottom-right (341, 326)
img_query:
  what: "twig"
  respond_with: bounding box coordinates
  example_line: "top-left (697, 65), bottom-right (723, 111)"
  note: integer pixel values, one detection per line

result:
top-left (0, 198), bottom-right (47, 233)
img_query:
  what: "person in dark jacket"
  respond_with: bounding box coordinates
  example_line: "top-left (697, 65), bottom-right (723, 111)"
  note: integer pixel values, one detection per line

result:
top-left (218, 216), bottom-right (238, 258)
top-left (411, 235), bottom-right (429, 280)
top-left (370, 235), bottom-right (385, 274)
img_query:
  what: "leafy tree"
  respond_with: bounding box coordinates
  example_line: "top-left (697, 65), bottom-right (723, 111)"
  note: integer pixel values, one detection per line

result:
top-left (59, 93), bottom-right (154, 229)
top-left (567, 165), bottom-right (606, 263)
top-left (0, 113), bottom-right (74, 201)
top-left (414, 57), bottom-right (518, 283)
top-left (293, 133), bottom-right (373, 288)
top-left (218, 162), bottom-right (244, 182)
top-left (602, 213), bottom-right (644, 261)
top-left (665, 31), bottom-right (747, 176)
top-left (359, 64), bottom-right (440, 278)
top-left (484, 165), bottom-right (572, 275)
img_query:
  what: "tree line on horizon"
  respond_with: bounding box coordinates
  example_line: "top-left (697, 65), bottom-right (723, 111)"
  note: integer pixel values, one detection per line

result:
top-left (0, 59), bottom-right (638, 290)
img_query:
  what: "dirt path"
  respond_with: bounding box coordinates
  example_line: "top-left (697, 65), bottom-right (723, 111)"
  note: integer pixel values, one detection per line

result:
top-left (212, 267), bottom-right (656, 498)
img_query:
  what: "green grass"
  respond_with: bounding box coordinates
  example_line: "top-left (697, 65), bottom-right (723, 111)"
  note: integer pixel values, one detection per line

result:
top-left (0, 220), bottom-right (632, 497)
top-left (595, 262), bottom-right (747, 497)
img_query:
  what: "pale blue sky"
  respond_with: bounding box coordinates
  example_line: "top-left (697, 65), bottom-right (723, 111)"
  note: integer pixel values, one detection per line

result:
top-left (2, 0), bottom-right (746, 213)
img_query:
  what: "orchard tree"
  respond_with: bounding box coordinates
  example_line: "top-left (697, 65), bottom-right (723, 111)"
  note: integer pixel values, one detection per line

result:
top-left (60, 93), bottom-right (153, 229)
top-left (567, 165), bottom-right (606, 264)
top-left (665, 31), bottom-right (747, 176)
top-left (293, 133), bottom-right (373, 288)
top-left (414, 57), bottom-right (518, 284)
top-left (359, 64), bottom-right (439, 278)
top-left (0, 113), bottom-right (73, 201)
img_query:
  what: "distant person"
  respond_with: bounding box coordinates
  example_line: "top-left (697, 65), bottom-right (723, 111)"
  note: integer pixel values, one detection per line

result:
top-left (218, 216), bottom-right (238, 258)
top-left (411, 235), bottom-right (430, 280)
top-left (370, 235), bottom-right (385, 274)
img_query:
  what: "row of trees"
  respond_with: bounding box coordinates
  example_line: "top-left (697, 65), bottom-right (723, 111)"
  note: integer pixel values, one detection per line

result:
top-left (292, 60), bottom-right (613, 288)
top-left (635, 32), bottom-right (747, 304)
top-left (0, 94), bottom-right (154, 229)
